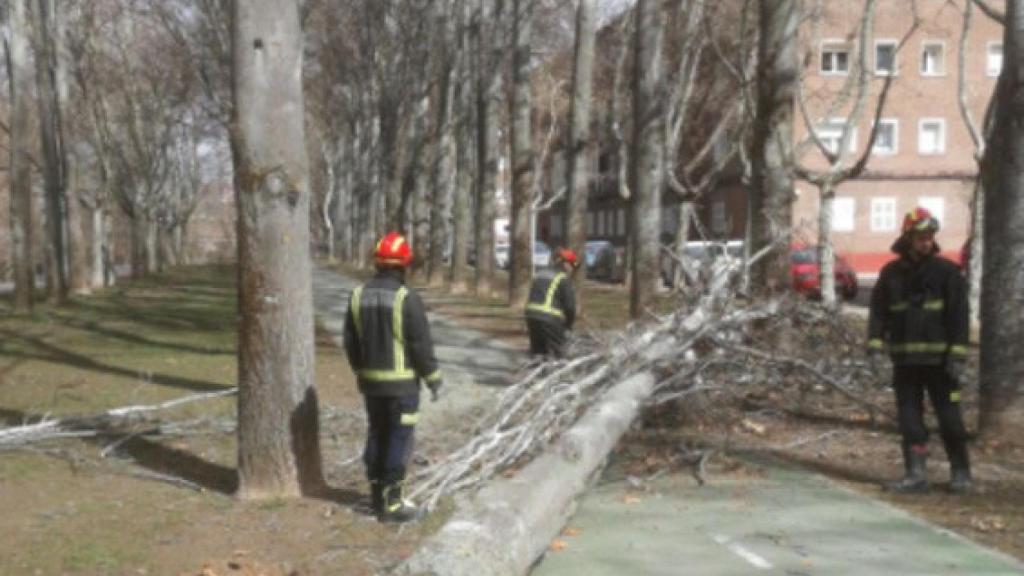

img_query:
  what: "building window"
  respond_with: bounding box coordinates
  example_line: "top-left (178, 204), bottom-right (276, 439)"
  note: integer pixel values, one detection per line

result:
top-left (871, 198), bottom-right (897, 231)
top-left (872, 119), bottom-right (898, 155)
top-left (821, 41), bottom-right (851, 75)
top-left (987, 42), bottom-right (1003, 77)
top-left (550, 213), bottom-right (562, 237)
top-left (832, 197), bottom-right (856, 232)
top-left (918, 118), bottom-right (946, 155)
top-left (587, 212), bottom-right (596, 235)
top-left (917, 197), bottom-right (945, 226)
top-left (875, 40), bottom-right (898, 75)
top-left (921, 42), bottom-right (945, 76)
top-left (815, 118), bottom-right (858, 154)
top-left (617, 208), bottom-right (626, 236)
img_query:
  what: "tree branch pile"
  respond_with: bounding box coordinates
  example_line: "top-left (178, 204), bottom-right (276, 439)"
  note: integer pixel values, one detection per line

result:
top-left (409, 251), bottom-right (891, 512)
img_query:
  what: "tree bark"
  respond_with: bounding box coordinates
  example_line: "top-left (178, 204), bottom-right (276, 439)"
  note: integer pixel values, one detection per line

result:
top-left (90, 204), bottom-right (106, 288)
top-left (30, 0), bottom-right (68, 305)
top-left (566, 0), bottom-right (597, 297)
top-left (978, 0), bottom-right (1024, 437)
top-left (508, 0), bottom-right (534, 306)
top-left (231, 0), bottom-right (324, 499)
top-left (474, 0), bottom-right (503, 298)
top-left (629, 0), bottom-right (665, 319)
top-left (749, 0), bottom-right (799, 295)
top-left (450, 0), bottom-right (474, 294)
top-left (7, 0), bottom-right (35, 312)
top-left (817, 185), bottom-right (837, 308)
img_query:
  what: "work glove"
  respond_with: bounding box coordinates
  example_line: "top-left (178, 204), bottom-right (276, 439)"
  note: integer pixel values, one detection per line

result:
top-left (427, 379), bottom-right (443, 403)
top-left (945, 357), bottom-right (966, 388)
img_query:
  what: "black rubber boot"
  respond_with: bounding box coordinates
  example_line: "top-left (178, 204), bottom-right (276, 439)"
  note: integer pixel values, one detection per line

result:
top-left (948, 447), bottom-right (973, 494)
top-left (885, 444), bottom-right (929, 493)
top-left (370, 481), bottom-right (384, 516)
top-left (379, 483), bottom-right (419, 523)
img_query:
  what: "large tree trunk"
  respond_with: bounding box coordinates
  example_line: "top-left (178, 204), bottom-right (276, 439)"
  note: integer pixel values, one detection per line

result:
top-left (8, 0), bottom-right (35, 312)
top-left (629, 0), bottom-right (665, 319)
top-left (90, 204), bottom-right (106, 288)
top-left (30, 0), bottom-right (68, 305)
top-left (673, 200), bottom-right (694, 290)
top-left (129, 214), bottom-right (148, 279)
top-left (474, 0), bottom-right (503, 298)
top-left (231, 0), bottom-right (324, 499)
top-left (749, 0), bottom-right (798, 295)
top-left (428, 72), bottom-right (454, 288)
top-left (978, 0), bottom-right (1024, 438)
top-left (566, 0), bottom-right (597, 296)
top-left (450, 0), bottom-right (474, 294)
top-left (66, 164), bottom-right (90, 294)
top-left (817, 184), bottom-right (837, 308)
top-left (508, 0), bottom-right (534, 307)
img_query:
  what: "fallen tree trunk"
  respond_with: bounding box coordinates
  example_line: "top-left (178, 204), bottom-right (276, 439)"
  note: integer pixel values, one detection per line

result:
top-left (397, 371), bottom-right (656, 576)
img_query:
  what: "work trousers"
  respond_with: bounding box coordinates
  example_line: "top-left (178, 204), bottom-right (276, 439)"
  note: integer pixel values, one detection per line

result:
top-left (362, 394), bottom-right (419, 485)
top-left (526, 316), bottom-right (567, 358)
top-left (893, 364), bottom-right (970, 469)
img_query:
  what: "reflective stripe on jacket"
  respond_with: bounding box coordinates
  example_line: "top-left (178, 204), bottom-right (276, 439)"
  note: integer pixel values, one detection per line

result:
top-left (344, 269), bottom-right (441, 396)
top-left (868, 253), bottom-right (969, 366)
top-left (525, 270), bottom-right (576, 329)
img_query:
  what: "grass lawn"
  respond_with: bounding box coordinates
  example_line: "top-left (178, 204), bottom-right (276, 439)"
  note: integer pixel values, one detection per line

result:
top-left (0, 265), bottom-right (434, 576)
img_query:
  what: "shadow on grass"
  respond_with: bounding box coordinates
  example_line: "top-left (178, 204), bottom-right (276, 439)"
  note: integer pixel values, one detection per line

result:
top-left (0, 328), bottom-right (229, 394)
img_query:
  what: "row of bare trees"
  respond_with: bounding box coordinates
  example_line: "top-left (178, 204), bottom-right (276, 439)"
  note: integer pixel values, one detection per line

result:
top-left (3, 0), bottom-right (215, 312)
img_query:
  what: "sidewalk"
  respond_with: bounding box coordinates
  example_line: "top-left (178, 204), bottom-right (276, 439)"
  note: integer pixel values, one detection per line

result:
top-left (533, 456), bottom-right (1024, 576)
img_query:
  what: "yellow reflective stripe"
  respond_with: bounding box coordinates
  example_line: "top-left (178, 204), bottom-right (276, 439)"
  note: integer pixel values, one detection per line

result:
top-left (949, 345), bottom-right (969, 356)
top-left (889, 302), bottom-right (908, 312)
top-left (393, 287), bottom-right (408, 376)
top-left (527, 273), bottom-right (566, 317)
top-left (923, 300), bottom-right (944, 311)
top-left (359, 368), bottom-right (417, 381)
top-left (400, 412), bottom-right (419, 426)
top-left (890, 342), bottom-right (954, 354)
top-left (424, 370), bottom-right (442, 383)
top-left (351, 286), bottom-right (364, 339)
top-left (867, 339), bottom-right (884, 350)
top-left (950, 391), bottom-right (962, 403)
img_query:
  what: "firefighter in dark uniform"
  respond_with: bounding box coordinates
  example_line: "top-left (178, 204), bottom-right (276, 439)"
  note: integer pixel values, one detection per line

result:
top-left (344, 232), bottom-right (443, 522)
top-left (868, 207), bottom-right (972, 493)
top-left (525, 248), bottom-right (578, 357)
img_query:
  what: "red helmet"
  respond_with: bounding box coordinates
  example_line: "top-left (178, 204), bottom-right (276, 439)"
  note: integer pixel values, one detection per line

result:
top-left (902, 207), bottom-right (940, 235)
top-left (375, 232), bottom-right (413, 268)
top-left (556, 248), bottom-right (579, 268)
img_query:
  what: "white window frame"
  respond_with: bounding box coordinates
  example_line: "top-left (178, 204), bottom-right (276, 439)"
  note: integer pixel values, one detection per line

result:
top-left (987, 42), bottom-right (1003, 77)
top-left (821, 40), bottom-right (852, 76)
top-left (918, 118), bottom-right (946, 155)
top-left (832, 197), bottom-right (856, 233)
top-left (917, 197), bottom-right (945, 226)
top-left (872, 119), bottom-right (899, 155)
top-left (870, 197), bottom-right (898, 231)
top-left (920, 41), bottom-right (946, 76)
top-left (874, 39), bottom-right (898, 76)
top-left (815, 118), bottom-right (858, 155)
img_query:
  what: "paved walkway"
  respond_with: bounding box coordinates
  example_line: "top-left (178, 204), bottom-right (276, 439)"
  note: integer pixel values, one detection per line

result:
top-left (533, 458), bottom-right (1024, 576)
top-left (311, 266), bottom-right (525, 441)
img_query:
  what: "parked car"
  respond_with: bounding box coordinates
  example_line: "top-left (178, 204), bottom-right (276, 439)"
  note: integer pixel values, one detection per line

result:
top-left (585, 240), bottom-right (626, 282)
top-left (790, 245), bottom-right (858, 301)
top-left (533, 241), bottom-right (552, 268)
top-left (494, 243), bottom-right (510, 269)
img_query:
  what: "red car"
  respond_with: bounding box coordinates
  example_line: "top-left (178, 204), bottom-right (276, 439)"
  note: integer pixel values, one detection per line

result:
top-left (791, 246), bottom-right (859, 301)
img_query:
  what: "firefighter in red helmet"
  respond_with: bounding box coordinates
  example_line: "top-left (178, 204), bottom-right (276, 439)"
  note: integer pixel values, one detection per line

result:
top-left (524, 248), bottom-right (578, 358)
top-left (344, 232), bottom-right (443, 522)
top-left (868, 208), bottom-right (972, 493)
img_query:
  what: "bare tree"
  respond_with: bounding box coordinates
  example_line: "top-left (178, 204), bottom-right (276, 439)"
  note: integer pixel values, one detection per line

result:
top-left (565, 0), bottom-right (597, 295)
top-left (629, 0), bottom-right (666, 319)
top-left (29, 0), bottom-right (69, 304)
top-left (474, 0), bottom-right (505, 298)
top-left (449, 0), bottom-right (475, 293)
top-left (749, 0), bottom-right (799, 295)
top-left (509, 0), bottom-right (535, 306)
top-left (6, 0), bottom-right (35, 311)
top-left (231, 0), bottom-right (324, 498)
top-left (978, 0), bottom-right (1024, 438)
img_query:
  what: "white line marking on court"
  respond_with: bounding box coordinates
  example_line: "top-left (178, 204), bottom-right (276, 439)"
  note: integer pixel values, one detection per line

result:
top-left (712, 534), bottom-right (774, 570)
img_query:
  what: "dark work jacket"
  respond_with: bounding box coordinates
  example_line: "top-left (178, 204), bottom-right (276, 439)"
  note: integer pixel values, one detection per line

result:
top-left (524, 269), bottom-right (576, 329)
top-left (343, 269), bottom-right (442, 396)
top-left (868, 245), bottom-right (969, 366)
